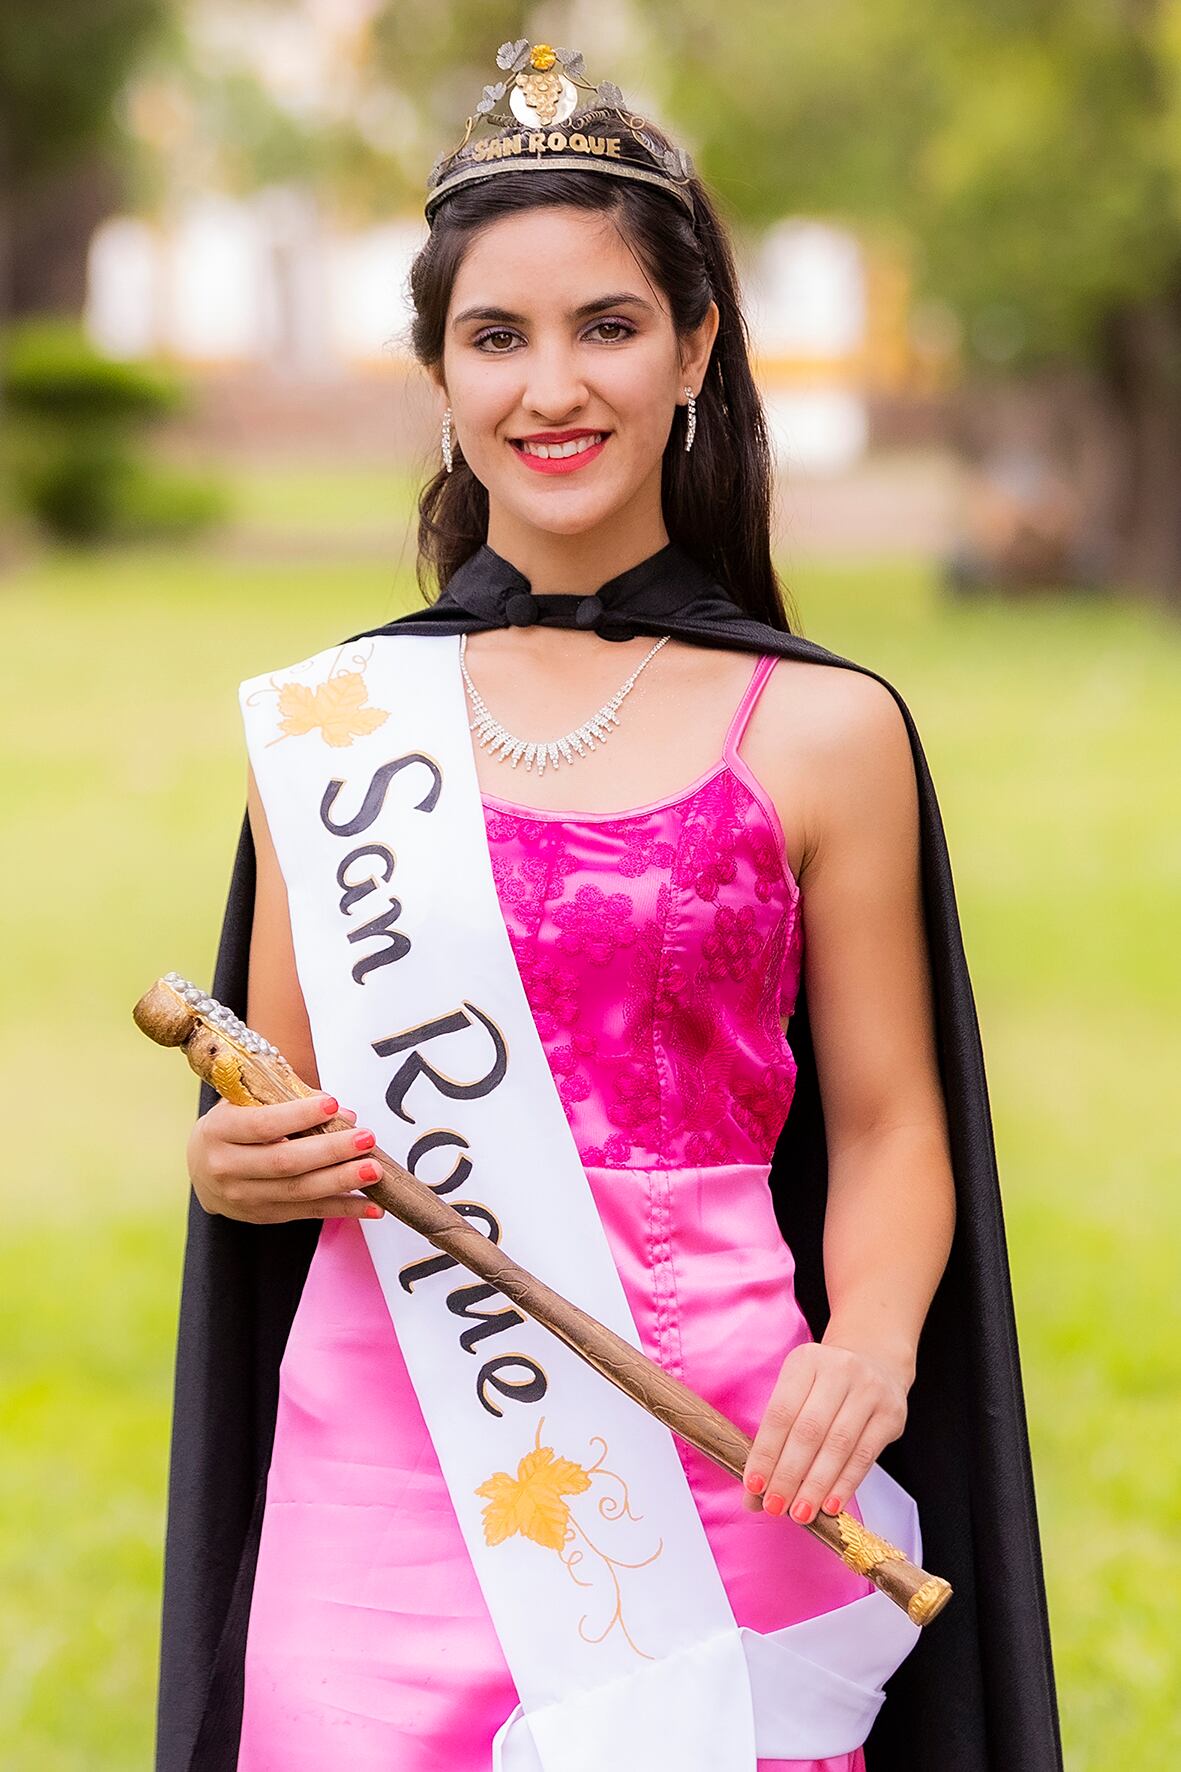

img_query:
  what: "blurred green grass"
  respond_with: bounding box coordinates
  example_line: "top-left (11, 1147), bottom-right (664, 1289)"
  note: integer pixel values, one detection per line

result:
top-left (0, 513), bottom-right (1178, 1768)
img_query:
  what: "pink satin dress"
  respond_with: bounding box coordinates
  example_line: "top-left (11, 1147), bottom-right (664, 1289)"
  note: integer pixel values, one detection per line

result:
top-left (238, 653), bottom-right (873, 1770)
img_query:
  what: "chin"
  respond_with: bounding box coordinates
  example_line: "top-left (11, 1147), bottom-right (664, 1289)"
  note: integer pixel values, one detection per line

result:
top-left (500, 483), bottom-right (641, 539)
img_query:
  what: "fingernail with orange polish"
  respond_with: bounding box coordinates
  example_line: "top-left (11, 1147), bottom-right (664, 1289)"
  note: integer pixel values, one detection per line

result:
top-left (791, 1499), bottom-right (814, 1524)
top-left (763, 1493), bottom-right (785, 1516)
top-left (744, 1472), bottom-right (765, 1495)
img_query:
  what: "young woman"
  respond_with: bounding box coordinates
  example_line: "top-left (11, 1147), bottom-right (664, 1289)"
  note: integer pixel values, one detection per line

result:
top-left (157, 42), bottom-right (1061, 1772)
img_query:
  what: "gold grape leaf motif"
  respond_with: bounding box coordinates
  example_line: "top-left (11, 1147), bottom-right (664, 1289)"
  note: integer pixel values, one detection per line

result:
top-left (274, 670), bottom-right (388, 748)
top-left (476, 1445), bottom-right (591, 1552)
top-left (473, 1425), bottom-right (663, 1659)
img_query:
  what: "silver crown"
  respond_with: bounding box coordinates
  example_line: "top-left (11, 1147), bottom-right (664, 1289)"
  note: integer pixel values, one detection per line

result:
top-left (425, 40), bottom-right (696, 220)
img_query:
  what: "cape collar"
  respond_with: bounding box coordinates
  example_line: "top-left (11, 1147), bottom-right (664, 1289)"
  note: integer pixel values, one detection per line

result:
top-left (431, 539), bottom-right (743, 642)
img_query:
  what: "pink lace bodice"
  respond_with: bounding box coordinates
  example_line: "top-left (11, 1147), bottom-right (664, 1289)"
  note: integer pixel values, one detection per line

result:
top-left (480, 654), bottom-right (803, 1170)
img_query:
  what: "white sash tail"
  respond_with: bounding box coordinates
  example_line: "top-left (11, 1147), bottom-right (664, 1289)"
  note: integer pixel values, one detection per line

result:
top-left (241, 633), bottom-right (921, 1767)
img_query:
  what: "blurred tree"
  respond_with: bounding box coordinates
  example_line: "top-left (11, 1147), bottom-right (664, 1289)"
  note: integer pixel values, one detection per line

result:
top-left (0, 0), bottom-right (174, 323)
top-left (366, 1), bottom-right (534, 130)
top-left (1, 316), bottom-right (230, 542)
top-left (121, 10), bottom-right (412, 231)
top-left (641, 0), bottom-right (1181, 600)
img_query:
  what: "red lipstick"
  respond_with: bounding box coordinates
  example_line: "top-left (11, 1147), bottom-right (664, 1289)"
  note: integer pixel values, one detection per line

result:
top-left (510, 430), bottom-right (609, 476)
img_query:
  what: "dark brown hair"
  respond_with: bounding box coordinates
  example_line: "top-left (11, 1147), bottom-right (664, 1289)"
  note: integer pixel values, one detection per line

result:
top-left (407, 120), bottom-right (793, 632)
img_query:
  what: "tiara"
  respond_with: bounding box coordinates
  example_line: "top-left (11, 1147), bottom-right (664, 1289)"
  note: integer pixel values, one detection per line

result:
top-left (424, 40), bottom-right (697, 221)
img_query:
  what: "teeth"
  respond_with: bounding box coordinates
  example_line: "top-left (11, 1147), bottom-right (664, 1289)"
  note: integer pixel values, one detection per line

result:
top-left (520, 434), bottom-right (603, 459)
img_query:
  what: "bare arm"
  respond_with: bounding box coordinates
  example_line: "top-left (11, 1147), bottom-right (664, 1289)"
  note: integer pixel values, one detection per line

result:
top-left (245, 760), bottom-right (320, 1083)
top-left (182, 766), bottom-right (386, 1225)
top-left (741, 667), bottom-right (956, 1524)
top-left (805, 673), bottom-right (955, 1381)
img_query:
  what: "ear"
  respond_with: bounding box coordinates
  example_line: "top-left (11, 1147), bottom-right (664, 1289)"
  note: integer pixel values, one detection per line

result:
top-left (427, 364), bottom-right (449, 407)
top-left (680, 300), bottom-right (720, 396)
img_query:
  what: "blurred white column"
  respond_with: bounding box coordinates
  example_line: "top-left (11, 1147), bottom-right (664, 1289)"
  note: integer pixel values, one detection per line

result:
top-left (746, 219), bottom-right (869, 474)
top-left (328, 219), bottom-right (428, 363)
top-left (86, 216), bottom-right (164, 357)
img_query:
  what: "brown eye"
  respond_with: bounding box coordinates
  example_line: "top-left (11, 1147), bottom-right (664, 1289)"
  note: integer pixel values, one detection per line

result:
top-left (587, 320), bottom-right (635, 343)
top-left (475, 329), bottom-right (519, 352)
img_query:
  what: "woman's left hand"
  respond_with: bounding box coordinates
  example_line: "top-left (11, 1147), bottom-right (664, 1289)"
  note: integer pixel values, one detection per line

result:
top-left (740, 1340), bottom-right (911, 1524)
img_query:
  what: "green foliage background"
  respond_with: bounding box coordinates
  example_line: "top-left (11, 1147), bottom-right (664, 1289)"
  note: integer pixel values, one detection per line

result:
top-left (0, 479), bottom-right (1177, 1766)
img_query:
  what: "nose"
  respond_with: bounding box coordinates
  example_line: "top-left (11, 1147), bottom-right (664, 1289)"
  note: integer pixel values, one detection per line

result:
top-left (521, 338), bottom-right (588, 425)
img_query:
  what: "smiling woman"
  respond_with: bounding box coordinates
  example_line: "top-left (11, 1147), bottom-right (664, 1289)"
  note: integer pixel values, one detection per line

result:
top-left (155, 34), bottom-right (1062, 1772)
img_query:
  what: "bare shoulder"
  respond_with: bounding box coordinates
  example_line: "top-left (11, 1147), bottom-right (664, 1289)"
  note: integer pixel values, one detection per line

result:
top-left (740, 657), bottom-right (917, 876)
top-left (755, 656), bottom-right (907, 752)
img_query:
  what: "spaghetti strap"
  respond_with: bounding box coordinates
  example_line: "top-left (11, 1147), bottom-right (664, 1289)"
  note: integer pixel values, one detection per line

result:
top-left (722, 654), bottom-right (779, 764)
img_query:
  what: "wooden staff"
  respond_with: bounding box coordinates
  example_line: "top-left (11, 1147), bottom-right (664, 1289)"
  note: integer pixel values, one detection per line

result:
top-left (135, 972), bottom-right (952, 1627)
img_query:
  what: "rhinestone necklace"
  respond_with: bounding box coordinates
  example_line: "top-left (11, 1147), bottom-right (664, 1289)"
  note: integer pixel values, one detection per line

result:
top-left (459, 629), bottom-right (671, 777)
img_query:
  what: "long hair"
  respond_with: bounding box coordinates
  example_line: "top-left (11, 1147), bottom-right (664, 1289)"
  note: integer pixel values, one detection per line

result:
top-left (407, 121), bottom-right (794, 633)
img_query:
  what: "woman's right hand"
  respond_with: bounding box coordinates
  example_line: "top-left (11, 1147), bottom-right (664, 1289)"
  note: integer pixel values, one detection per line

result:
top-left (186, 1093), bottom-right (387, 1224)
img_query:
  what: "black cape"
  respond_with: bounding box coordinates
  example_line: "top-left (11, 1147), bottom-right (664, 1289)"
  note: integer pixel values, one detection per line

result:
top-left (156, 541), bottom-right (1063, 1771)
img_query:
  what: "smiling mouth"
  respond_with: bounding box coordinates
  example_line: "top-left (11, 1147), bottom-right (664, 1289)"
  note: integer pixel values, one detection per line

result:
top-left (510, 433), bottom-right (608, 460)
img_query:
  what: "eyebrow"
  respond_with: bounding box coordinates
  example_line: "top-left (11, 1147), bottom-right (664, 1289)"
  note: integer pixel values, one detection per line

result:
top-left (451, 293), bottom-right (655, 328)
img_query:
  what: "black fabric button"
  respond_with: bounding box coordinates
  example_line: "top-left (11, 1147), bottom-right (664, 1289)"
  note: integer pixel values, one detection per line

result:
top-left (575, 594), bottom-right (603, 629)
top-left (504, 591), bottom-right (538, 625)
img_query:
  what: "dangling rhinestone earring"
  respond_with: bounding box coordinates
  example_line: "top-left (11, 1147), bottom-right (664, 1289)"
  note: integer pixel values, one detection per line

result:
top-left (683, 386), bottom-right (697, 454)
top-left (441, 406), bottom-right (454, 475)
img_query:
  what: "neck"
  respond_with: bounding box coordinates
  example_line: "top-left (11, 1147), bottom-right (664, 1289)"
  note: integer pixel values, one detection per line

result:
top-left (485, 498), bottom-right (670, 599)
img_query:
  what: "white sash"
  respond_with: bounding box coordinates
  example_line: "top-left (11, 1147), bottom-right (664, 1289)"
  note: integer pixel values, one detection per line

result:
top-left (241, 632), bottom-right (921, 1767)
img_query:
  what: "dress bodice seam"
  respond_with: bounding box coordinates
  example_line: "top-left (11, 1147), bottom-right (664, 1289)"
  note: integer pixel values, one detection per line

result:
top-left (650, 805), bottom-right (686, 1168)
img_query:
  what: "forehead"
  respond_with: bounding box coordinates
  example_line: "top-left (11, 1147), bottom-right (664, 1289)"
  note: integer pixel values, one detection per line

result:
top-left (448, 206), bottom-right (667, 314)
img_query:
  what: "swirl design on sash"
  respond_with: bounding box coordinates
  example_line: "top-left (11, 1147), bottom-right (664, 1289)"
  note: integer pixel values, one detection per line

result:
top-left (475, 1418), bottom-right (665, 1659)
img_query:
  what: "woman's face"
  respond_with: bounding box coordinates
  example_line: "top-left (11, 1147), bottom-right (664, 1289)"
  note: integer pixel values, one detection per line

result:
top-left (436, 205), bottom-right (717, 539)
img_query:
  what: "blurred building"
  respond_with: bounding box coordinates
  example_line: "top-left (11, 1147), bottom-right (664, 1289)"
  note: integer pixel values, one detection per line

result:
top-left (87, 195), bottom-right (953, 471)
